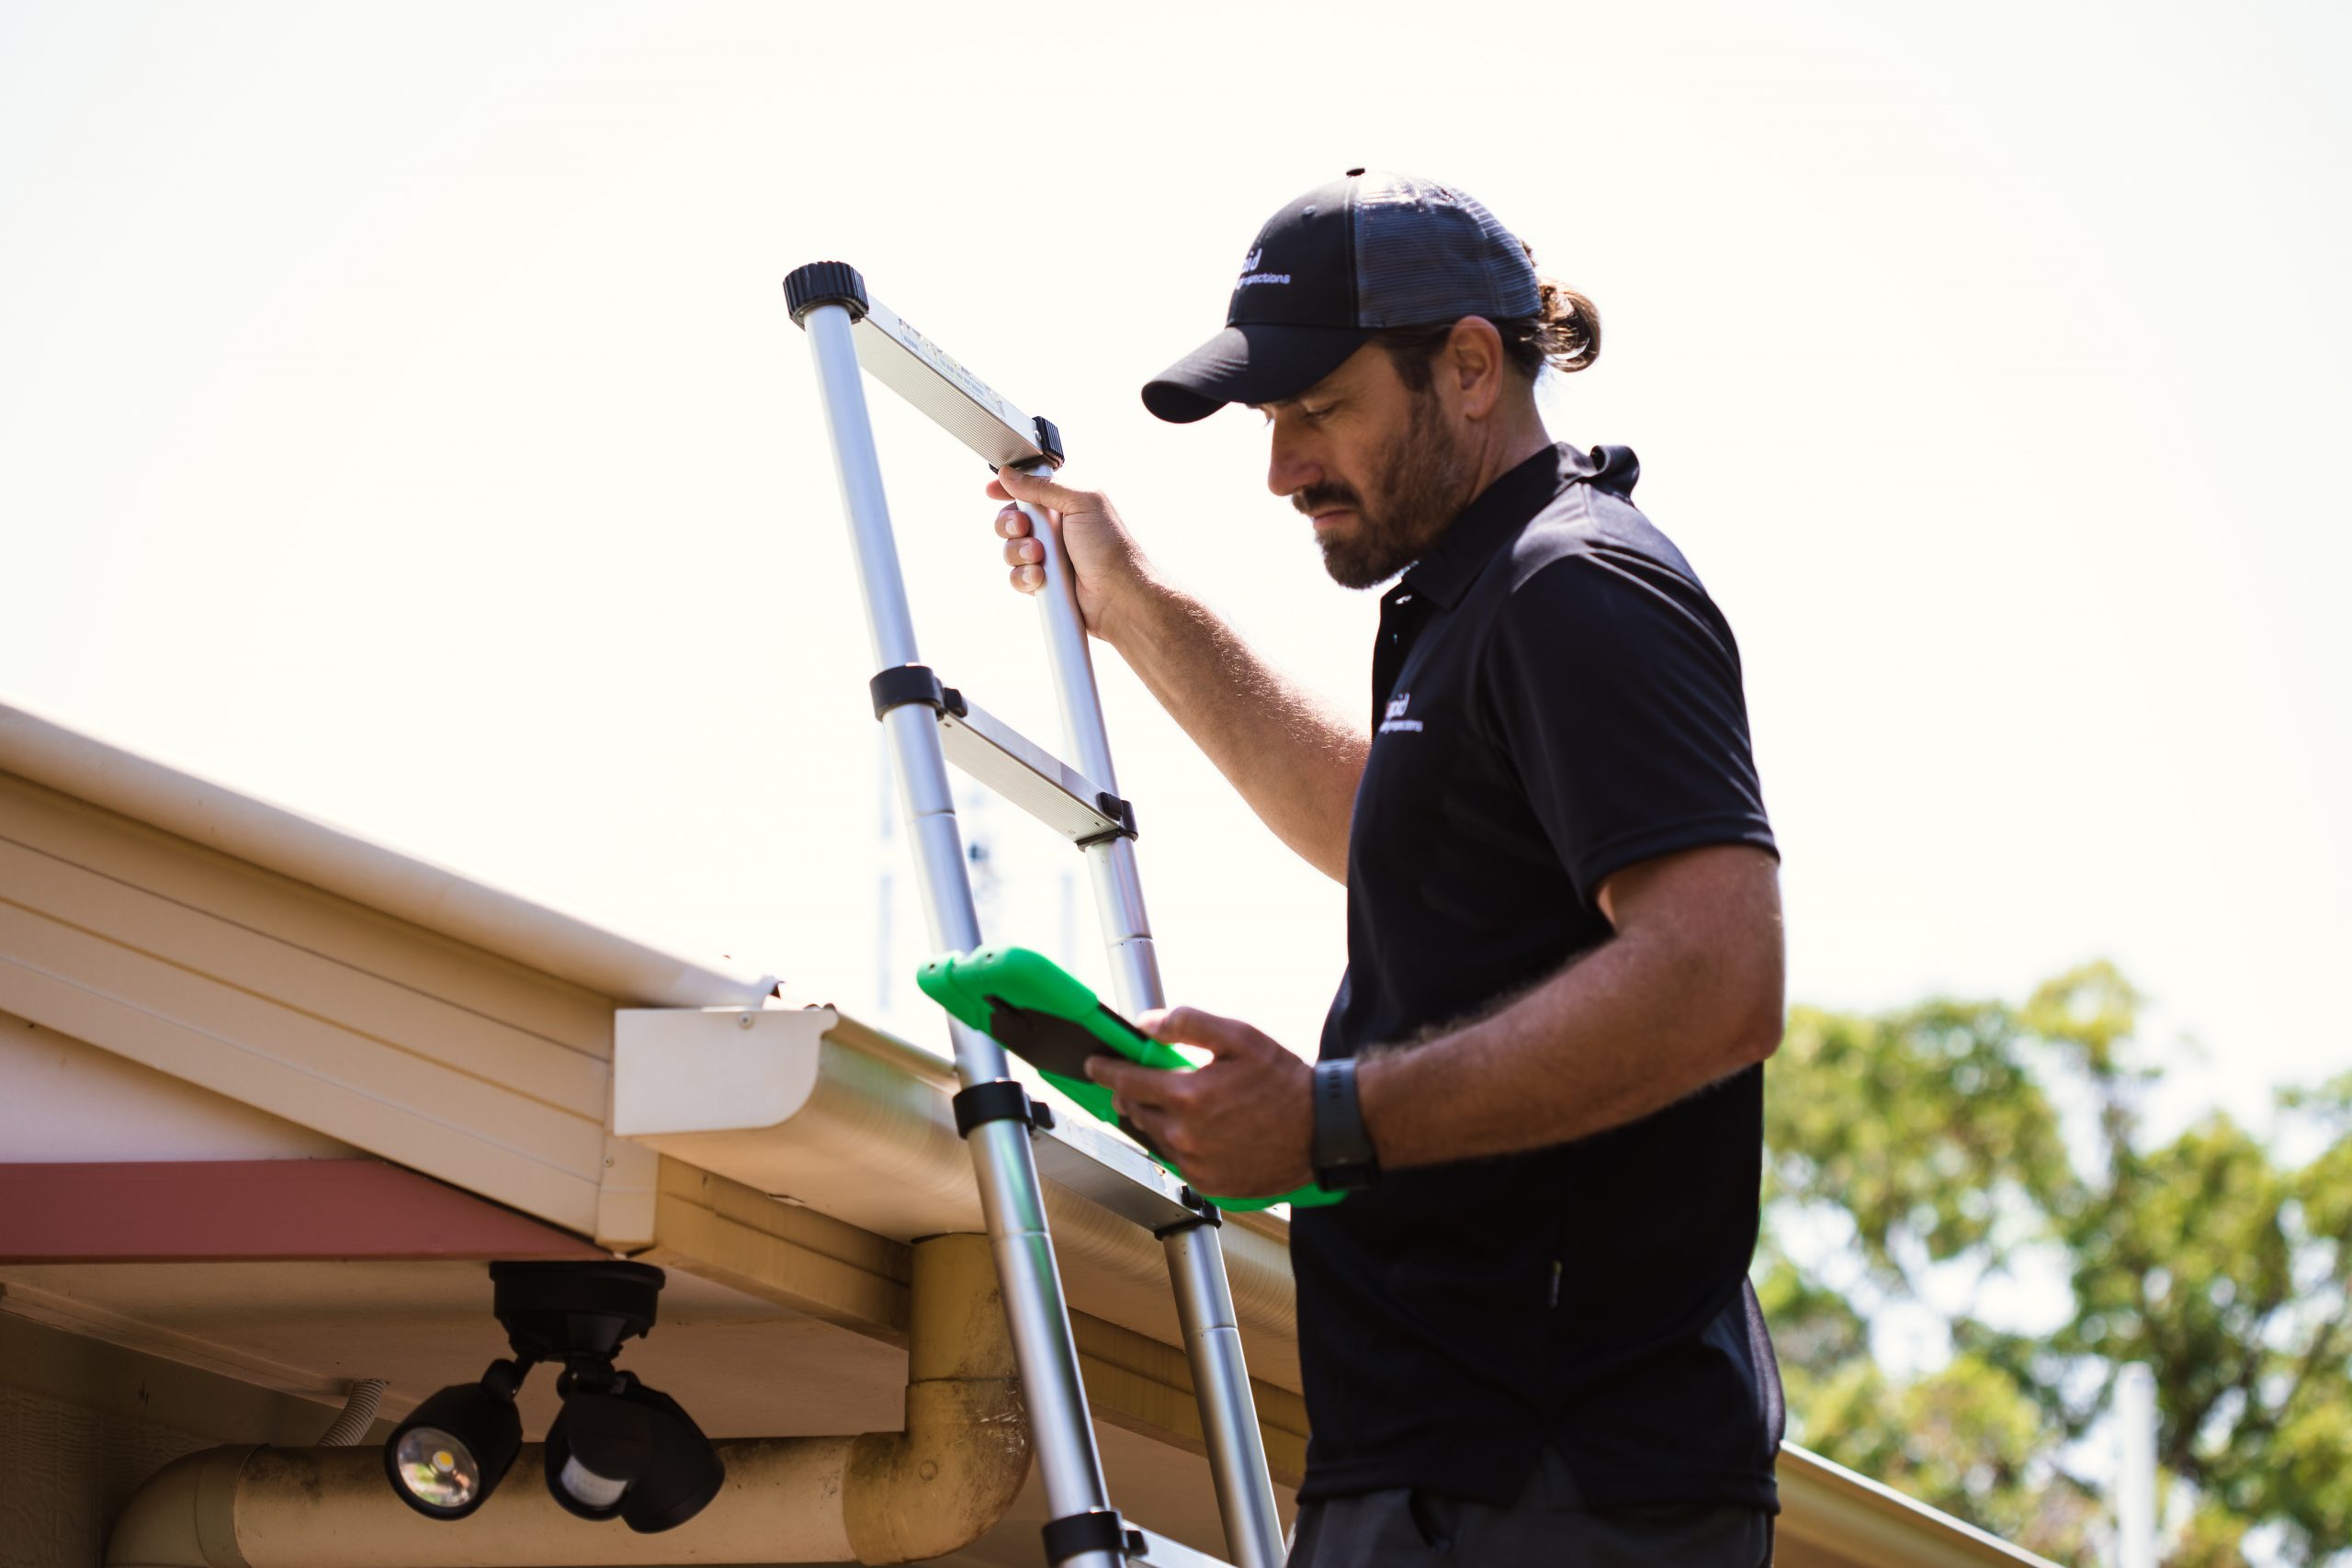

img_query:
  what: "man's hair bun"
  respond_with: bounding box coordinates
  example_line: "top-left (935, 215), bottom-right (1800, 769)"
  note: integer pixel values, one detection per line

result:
top-left (1531, 278), bottom-right (1600, 375)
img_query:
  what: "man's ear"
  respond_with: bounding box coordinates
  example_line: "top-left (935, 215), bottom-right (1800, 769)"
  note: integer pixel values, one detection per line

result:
top-left (1446, 317), bottom-right (1508, 419)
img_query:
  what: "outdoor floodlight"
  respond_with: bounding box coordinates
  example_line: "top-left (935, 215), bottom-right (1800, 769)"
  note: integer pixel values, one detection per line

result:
top-left (384, 1359), bottom-right (526, 1519)
top-left (381, 1260), bottom-right (723, 1534)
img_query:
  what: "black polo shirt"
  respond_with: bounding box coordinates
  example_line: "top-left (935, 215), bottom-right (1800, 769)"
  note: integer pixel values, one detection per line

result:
top-left (1291, 442), bottom-right (1782, 1513)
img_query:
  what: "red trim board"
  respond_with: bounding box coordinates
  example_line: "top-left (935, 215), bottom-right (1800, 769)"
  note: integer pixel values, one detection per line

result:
top-left (0, 1160), bottom-right (605, 1262)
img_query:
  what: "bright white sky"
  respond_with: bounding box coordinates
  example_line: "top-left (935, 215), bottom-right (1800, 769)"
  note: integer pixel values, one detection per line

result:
top-left (4, 0), bottom-right (2346, 1138)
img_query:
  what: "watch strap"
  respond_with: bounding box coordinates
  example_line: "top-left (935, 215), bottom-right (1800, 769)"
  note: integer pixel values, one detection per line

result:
top-left (1310, 1057), bottom-right (1379, 1190)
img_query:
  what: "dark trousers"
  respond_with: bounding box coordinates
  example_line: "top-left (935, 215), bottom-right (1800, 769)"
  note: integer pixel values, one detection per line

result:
top-left (1285, 1448), bottom-right (1773, 1567)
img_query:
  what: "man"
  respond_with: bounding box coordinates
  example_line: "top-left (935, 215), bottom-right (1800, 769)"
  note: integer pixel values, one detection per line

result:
top-left (989, 170), bottom-right (1784, 1566)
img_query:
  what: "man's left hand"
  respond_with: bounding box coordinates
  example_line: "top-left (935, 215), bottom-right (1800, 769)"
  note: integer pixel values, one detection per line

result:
top-left (1085, 1007), bottom-right (1315, 1198)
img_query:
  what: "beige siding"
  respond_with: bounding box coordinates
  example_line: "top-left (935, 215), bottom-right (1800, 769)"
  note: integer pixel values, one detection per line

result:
top-left (0, 1011), bottom-right (357, 1162)
top-left (0, 769), bottom-right (652, 1241)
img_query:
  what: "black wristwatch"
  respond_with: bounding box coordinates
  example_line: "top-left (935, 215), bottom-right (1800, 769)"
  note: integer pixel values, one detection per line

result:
top-left (1311, 1057), bottom-right (1380, 1190)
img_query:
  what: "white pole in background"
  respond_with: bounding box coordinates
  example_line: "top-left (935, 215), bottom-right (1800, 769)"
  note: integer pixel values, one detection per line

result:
top-left (2116, 1362), bottom-right (2158, 1568)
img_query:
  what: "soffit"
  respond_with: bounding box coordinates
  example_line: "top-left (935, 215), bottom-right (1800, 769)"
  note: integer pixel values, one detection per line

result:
top-left (0, 1257), bottom-right (1270, 1563)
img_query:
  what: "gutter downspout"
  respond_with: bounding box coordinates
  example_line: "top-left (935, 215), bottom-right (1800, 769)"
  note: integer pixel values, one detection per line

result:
top-left (107, 1235), bottom-right (1027, 1568)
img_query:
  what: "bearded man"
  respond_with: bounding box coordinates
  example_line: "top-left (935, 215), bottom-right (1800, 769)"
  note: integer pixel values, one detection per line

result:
top-left (989, 169), bottom-right (1786, 1567)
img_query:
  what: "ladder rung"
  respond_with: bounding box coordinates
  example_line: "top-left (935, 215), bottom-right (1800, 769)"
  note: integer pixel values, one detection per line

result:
top-left (852, 297), bottom-right (1060, 469)
top-left (938, 696), bottom-right (1132, 845)
top-left (1031, 1103), bottom-right (1204, 1234)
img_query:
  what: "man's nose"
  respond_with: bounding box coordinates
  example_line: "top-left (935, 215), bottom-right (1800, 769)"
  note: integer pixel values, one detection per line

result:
top-left (1266, 427), bottom-right (1319, 499)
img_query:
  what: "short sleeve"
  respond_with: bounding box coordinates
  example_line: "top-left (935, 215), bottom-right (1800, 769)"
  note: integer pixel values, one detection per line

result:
top-left (1476, 552), bottom-right (1777, 903)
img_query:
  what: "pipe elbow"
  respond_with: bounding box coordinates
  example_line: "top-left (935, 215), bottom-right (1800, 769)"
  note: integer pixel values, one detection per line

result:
top-left (842, 1375), bottom-right (1030, 1563)
top-left (106, 1446), bottom-right (253, 1568)
top-left (842, 1233), bottom-right (1031, 1562)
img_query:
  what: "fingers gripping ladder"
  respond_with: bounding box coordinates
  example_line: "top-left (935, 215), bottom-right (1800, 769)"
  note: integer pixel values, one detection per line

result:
top-left (786, 262), bottom-right (1286, 1568)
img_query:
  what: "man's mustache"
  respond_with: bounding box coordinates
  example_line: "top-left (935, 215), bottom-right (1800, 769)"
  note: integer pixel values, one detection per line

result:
top-left (1294, 484), bottom-right (1363, 516)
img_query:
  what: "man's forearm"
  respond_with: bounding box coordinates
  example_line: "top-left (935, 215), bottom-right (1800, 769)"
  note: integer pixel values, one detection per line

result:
top-left (1108, 582), bottom-right (1365, 882)
top-left (1354, 851), bottom-right (1785, 1166)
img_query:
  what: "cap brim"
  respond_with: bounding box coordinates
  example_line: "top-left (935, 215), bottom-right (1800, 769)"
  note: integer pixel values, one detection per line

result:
top-left (1140, 322), bottom-right (1376, 424)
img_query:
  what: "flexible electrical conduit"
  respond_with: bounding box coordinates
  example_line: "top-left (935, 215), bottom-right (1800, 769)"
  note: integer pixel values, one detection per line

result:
top-left (105, 1235), bottom-right (1028, 1568)
top-left (317, 1380), bottom-right (389, 1447)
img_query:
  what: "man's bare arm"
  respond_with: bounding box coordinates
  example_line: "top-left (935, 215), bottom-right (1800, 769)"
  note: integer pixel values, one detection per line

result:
top-left (1083, 843), bottom-right (1784, 1198)
top-left (1358, 844), bottom-right (1786, 1167)
top-left (991, 467), bottom-right (1364, 882)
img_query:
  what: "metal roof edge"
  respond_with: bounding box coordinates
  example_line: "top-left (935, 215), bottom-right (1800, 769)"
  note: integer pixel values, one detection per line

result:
top-left (0, 697), bottom-right (776, 1009)
top-left (1779, 1441), bottom-right (2068, 1568)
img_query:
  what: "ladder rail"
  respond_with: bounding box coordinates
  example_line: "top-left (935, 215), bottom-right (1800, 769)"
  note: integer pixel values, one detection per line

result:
top-left (1011, 461), bottom-right (1122, 794)
top-left (1013, 485), bottom-right (1287, 1568)
top-left (802, 299), bottom-right (1125, 1568)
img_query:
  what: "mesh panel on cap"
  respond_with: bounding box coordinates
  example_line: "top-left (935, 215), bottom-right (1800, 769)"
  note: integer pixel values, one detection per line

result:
top-left (1351, 175), bottom-right (1541, 328)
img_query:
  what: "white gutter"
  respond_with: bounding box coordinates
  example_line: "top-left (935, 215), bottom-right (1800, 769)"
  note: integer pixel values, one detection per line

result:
top-left (616, 1006), bottom-right (1301, 1371)
top-left (0, 698), bottom-right (774, 1009)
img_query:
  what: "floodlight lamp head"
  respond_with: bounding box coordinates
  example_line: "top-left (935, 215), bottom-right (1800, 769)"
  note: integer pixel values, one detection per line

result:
top-left (383, 1359), bottom-right (526, 1521)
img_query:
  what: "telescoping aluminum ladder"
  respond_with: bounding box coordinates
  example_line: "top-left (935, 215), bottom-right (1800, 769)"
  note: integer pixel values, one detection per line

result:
top-left (784, 262), bottom-right (1285, 1568)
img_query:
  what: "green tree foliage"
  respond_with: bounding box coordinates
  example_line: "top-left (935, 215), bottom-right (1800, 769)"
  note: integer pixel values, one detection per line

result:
top-left (1760, 964), bottom-right (2352, 1564)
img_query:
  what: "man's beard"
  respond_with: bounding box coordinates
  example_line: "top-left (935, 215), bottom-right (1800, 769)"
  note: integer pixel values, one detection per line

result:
top-left (1295, 389), bottom-right (1477, 591)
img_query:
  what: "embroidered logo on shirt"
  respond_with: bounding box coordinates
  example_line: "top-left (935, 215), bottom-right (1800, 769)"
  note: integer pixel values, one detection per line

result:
top-left (1378, 691), bottom-right (1424, 734)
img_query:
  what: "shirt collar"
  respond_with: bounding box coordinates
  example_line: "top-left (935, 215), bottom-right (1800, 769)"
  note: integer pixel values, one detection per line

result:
top-left (1397, 442), bottom-right (1602, 610)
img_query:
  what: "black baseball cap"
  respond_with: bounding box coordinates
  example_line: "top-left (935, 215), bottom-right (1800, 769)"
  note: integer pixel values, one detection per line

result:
top-left (1141, 168), bottom-right (1543, 423)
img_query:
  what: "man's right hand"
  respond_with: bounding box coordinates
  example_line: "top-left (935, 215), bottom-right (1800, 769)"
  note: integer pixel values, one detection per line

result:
top-left (989, 468), bottom-right (1155, 645)
top-left (989, 463), bottom-right (1366, 884)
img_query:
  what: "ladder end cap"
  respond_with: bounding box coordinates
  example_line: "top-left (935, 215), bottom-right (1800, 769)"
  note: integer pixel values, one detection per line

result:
top-left (786, 261), bottom-right (870, 326)
top-left (1032, 415), bottom-right (1067, 467)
